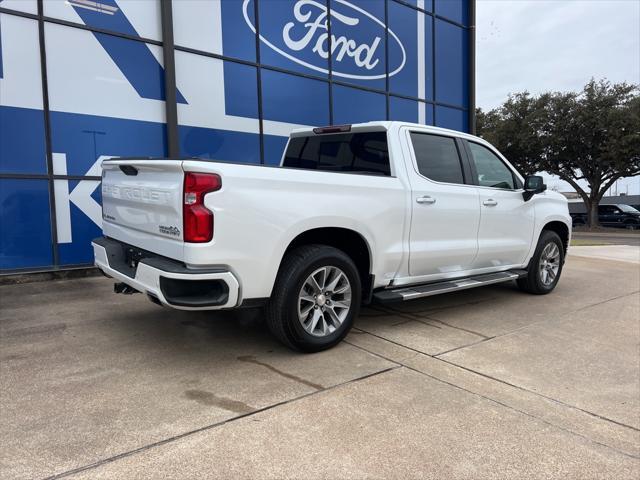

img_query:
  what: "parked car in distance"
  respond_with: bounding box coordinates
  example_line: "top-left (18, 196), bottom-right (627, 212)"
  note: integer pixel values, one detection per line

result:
top-left (571, 204), bottom-right (640, 229)
top-left (93, 121), bottom-right (572, 352)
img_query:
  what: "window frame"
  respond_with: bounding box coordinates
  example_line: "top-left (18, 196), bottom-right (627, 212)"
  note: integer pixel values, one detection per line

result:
top-left (406, 130), bottom-right (473, 187)
top-left (463, 139), bottom-right (524, 191)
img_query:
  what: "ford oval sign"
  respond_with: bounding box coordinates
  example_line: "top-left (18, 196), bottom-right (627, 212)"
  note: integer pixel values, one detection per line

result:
top-left (242, 0), bottom-right (406, 80)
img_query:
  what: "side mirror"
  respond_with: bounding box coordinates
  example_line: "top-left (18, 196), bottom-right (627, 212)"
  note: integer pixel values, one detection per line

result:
top-left (523, 175), bottom-right (546, 201)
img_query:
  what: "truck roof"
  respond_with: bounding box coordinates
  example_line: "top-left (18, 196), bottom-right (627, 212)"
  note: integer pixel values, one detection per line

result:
top-left (290, 121), bottom-right (483, 143)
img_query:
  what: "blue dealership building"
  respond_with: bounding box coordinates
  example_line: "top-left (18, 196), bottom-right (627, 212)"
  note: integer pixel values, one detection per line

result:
top-left (0, 0), bottom-right (474, 272)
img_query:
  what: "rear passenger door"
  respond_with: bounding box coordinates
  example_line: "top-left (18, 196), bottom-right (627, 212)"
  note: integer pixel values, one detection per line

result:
top-left (404, 129), bottom-right (480, 278)
top-left (464, 140), bottom-right (535, 269)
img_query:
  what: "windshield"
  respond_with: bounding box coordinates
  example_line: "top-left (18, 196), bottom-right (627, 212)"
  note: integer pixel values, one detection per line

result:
top-left (617, 204), bottom-right (640, 213)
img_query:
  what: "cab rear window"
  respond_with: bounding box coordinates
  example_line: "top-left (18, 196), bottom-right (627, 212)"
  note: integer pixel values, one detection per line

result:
top-left (282, 131), bottom-right (391, 176)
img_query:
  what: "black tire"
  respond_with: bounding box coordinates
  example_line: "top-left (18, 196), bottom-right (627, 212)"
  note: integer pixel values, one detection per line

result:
top-left (517, 230), bottom-right (565, 295)
top-left (265, 245), bottom-right (361, 352)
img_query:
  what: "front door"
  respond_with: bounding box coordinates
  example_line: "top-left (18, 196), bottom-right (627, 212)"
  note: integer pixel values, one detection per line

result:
top-left (598, 205), bottom-right (621, 227)
top-left (405, 130), bottom-right (480, 277)
top-left (465, 140), bottom-right (535, 268)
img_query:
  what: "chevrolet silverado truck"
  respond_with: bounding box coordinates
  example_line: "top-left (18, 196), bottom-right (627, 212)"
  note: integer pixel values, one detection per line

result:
top-left (93, 121), bottom-right (571, 352)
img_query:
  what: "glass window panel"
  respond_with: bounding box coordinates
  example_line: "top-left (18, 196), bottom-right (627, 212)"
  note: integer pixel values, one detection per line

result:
top-left (220, 0), bottom-right (256, 62)
top-left (389, 97), bottom-right (432, 125)
top-left (179, 126), bottom-right (260, 164)
top-left (393, 0), bottom-right (433, 11)
top-left (1, 0), bottom-right (37, 14)
top-left (0, 179), bottom-right (53, 270)
top-left (259, 0), bottom-right (329, 77)
top-left (435, 105), bottom-right (467, 132)
top-left (0, 15), bottom-right (47, 174)
top-left (389, 96), bottom-right (418, 123)
top-left (55, 178), bottom-right (103, 265)
top-left (329, 0), bottom-right (386, 90)
top-left (435, 19), bottom-right (468, 108)
top-left (45, 23), bottom-right (168, 176)
top-left (332, 84), bottom-right (386, 125)
top-left (388, 1), bottom-right (432, 101)
top-left (264, 134), bottom-right (289, 166)
top-left (283, 131), bottom-right (390, 176)
top-left (175, 51), bottom-right (259, 162)
top-left (44, 0), bottom-right (162, 41)
top-left (434, 0), bottom-right (468, 26)
top-left (261, 70), bottom-right (329, 126)
top-left (410, 132), bottom-right (464, 184)
top-left (468, 142), bottom-right (515, 189)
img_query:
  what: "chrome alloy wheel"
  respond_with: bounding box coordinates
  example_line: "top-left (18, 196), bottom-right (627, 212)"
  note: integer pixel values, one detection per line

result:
top-left (297, 266), bottom-right (352, 337)
top-left (538, 242), bottom-right (560, 286)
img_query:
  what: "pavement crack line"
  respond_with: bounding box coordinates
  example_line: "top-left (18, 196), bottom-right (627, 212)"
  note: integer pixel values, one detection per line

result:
top-left (378, 305), bottom-right (490, 339)
top-left (237, 355), bottom-right (324, 390)
top-left (41, 366), bottom-right (402, 480)
top-left (344, 339), bottom-right (640, 461)
top-left (433, 289), bottom-right (640, 354)
top-left (433, 337), bottom-right (495, 357)
top-left (355, 326), bottom-right (640, 433)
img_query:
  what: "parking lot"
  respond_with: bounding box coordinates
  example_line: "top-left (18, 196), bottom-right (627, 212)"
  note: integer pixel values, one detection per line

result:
top-left (1, 251), bottom-right (639, 479)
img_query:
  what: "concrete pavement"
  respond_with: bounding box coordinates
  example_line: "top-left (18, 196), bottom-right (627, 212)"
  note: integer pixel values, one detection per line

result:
top-left (570, 245), bottom-right (640, 264)
top-left (1, 254), bottom-right (638, 479)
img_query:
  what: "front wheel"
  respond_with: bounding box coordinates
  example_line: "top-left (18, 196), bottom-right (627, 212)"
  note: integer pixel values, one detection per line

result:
top-left (517, 230), bottom-right (564, 295)
top-left (265, 245), bottom-right (361, 352)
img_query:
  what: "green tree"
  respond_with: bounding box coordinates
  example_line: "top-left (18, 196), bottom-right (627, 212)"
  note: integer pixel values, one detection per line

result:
top-left (477, 79), bottom-right (640, 227)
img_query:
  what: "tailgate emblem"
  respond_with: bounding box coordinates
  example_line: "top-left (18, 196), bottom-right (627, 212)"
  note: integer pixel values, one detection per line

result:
top-left (159, 225), bottom-right (181, 237)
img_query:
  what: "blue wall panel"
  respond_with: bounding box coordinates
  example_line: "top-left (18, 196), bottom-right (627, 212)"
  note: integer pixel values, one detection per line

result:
top-left (435, 18), bottom-right (469, 108)
top-left (0, 179), bottom-right (53, 270)
top-left (0, 106), bottom-right (47, 174)
top-left (221, 0), bottom-right (257, 62)
top-left (434, 0), bottom-right (469, 25)
top-left (257, 0), bottom-right (329, 77)
top-left (264, 134), bottom-right (289, 166)
top-left (49, 112), bottom-right (168, 176)
top-left (329, 0), bottom-right (387, 90)
top-left (222, 62), bottom-right (259, 118)
top-left (436, 104), bottom-right (467, 132)
top-left (261, 69), bottom-right (330, 125)
top-left (57, 180), bottom-right (103, 266)
top-left (389, 96), bottom-right (419, 123)
top-left (179, 126), bottom-right (260, 164)
top-left (332, 85), bottom-right (386, 125)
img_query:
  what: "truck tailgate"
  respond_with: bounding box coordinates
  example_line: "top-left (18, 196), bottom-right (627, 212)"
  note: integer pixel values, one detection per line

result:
top-left (101, 160), bottom-right (185, 261)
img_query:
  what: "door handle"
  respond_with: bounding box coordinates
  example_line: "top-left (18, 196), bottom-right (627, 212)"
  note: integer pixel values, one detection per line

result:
top-left (483, 199), bottom-right (498, 206)
top-left (416, 195), bottom-right (436, 205)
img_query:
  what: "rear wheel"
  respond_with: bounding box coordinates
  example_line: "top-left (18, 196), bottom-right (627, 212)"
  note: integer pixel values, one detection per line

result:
top-left (265, 245), bottom-right (361, 352)
top-left (517, 230), bottom-right (564, 295)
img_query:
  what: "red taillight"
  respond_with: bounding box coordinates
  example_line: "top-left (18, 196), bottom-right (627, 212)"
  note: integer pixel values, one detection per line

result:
top-left (183, 172), bottom-right (221, 243)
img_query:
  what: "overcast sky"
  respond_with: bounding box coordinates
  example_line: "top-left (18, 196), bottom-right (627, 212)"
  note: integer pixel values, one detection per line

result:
top-left (475, 0), bottom-right (640, 195)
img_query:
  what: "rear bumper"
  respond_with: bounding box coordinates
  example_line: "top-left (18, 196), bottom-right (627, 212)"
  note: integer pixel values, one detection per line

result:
top-left (92, 237), bottom-right (239, 310)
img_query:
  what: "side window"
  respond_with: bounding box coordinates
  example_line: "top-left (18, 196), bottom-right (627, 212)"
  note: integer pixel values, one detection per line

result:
top-left (409, 133), bottom-right (465, 184)
top-left (468, 142), bottom-right (515, 190)
top-left (599, 205), bottom-right (617, 215)
top-left (282, 131), bottom-right (391, 176)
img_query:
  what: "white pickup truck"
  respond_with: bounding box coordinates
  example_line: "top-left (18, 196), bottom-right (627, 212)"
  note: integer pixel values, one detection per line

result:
top-left (93, 121), bottom-right (571, 352)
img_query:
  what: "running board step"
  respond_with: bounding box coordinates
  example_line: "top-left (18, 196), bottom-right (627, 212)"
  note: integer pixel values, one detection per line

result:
top-left (374, 270), bottom-right (527, 303)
